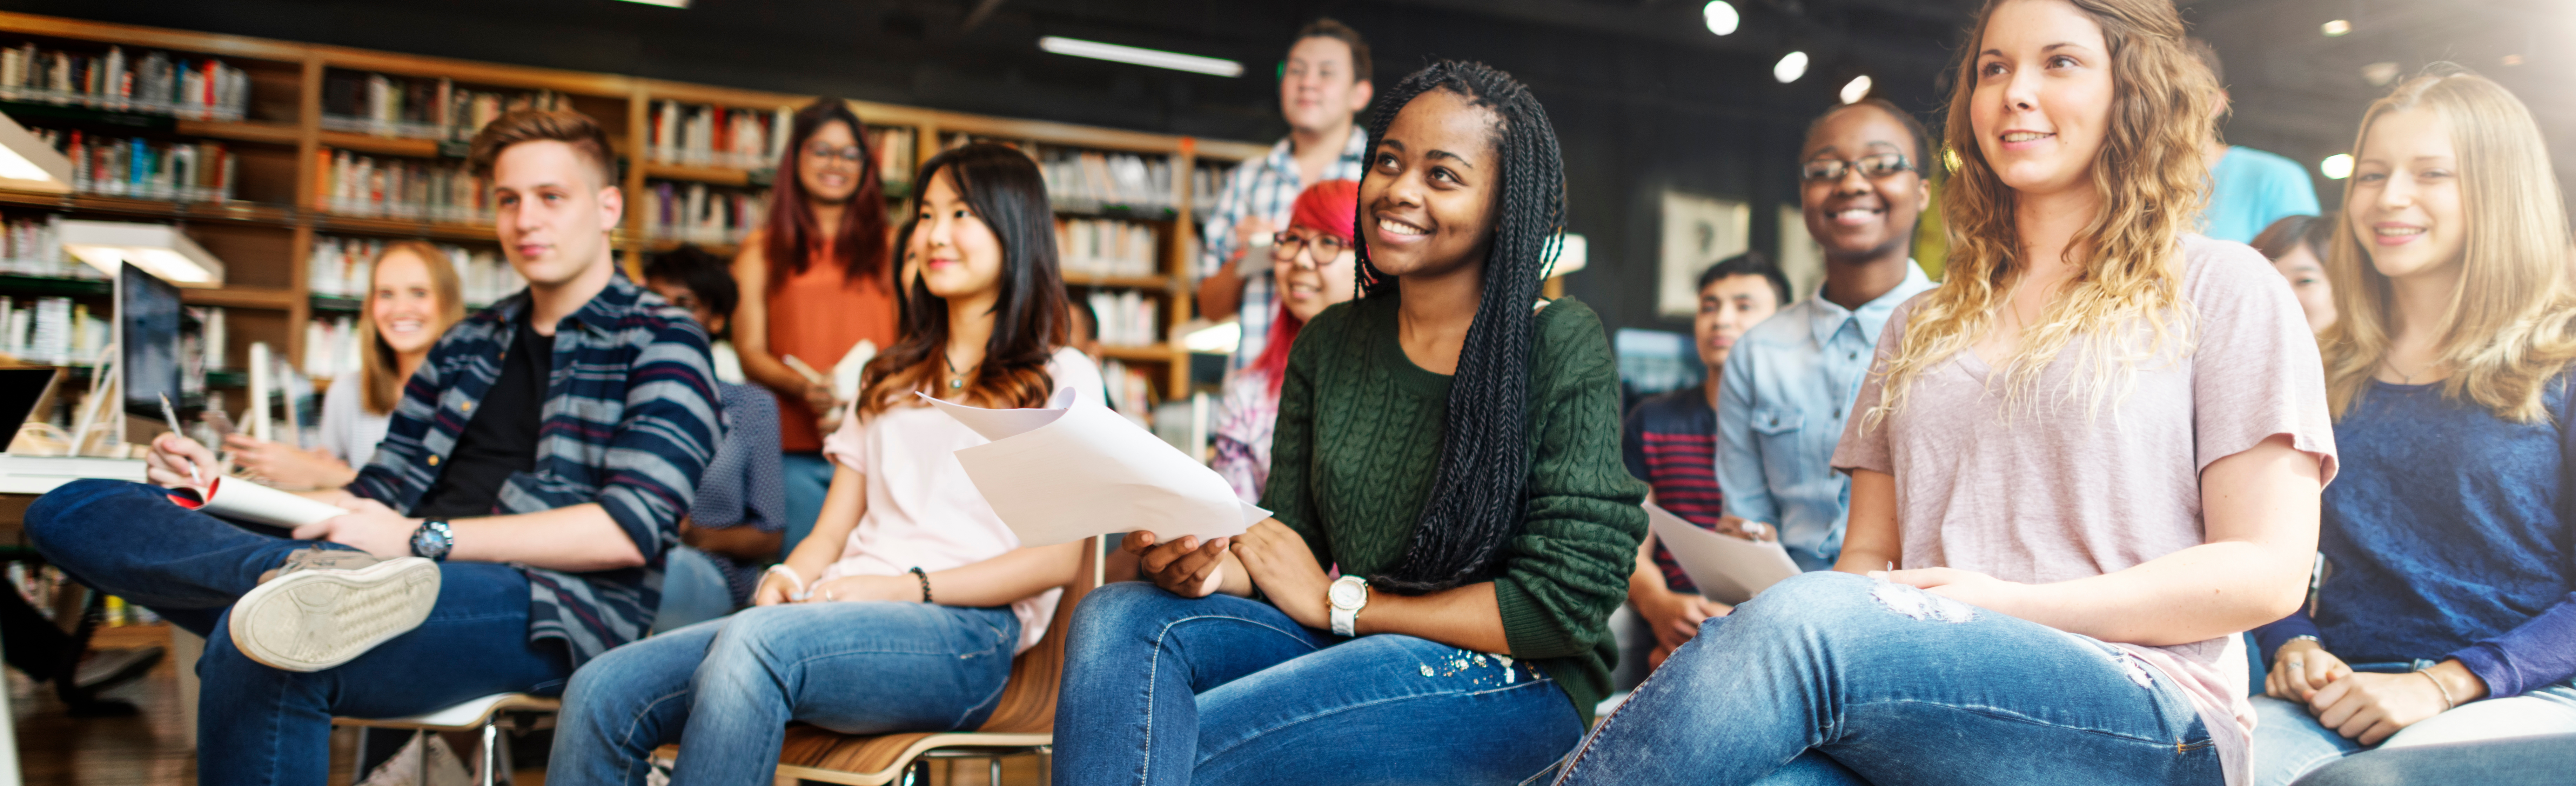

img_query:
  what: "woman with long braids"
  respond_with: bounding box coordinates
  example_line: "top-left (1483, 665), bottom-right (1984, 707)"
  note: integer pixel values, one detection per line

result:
top-left (1052, 60), bottom-right (1645, 786)
top-left (1552, 1), bottom-right (2333, 784)
top-left (730, 98), bottom-right (898, 556)
top-left (549, 144), bottom-right (1095, 785)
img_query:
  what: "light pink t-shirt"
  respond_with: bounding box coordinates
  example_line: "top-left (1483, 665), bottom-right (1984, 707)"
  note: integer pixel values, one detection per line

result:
top-left (1832, 236), bottom-right (2337, 786)
top-left (819, 347), bottom-right (1105, 655)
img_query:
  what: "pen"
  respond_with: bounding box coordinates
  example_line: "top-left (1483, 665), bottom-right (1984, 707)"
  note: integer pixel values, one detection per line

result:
top-left (159, 393), bottom-right (202, 486)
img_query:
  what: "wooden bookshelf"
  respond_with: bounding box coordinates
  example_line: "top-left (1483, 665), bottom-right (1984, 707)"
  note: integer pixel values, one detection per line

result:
top-left (0, 10), bottom-right (1263, 401)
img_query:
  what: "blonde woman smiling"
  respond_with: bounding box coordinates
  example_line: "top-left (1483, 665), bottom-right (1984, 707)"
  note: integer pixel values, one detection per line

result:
top-left (226, 241), bottom-right (465, 489)
top-left (1553, 1), bottom-right (2333, 784)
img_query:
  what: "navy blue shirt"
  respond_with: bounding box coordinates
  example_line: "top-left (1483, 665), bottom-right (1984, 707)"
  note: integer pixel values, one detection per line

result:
top-left (2254, 378), bottom-right (2576, 698)
top-left (1622, 385), bottom-right (1723, 593)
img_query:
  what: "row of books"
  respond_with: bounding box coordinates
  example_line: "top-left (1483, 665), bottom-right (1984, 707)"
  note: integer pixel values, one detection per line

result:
top-left (321, 71), bottom-right (572, 141)
top-left (1040, 150), bottom-right (1177, 214)
top-left (32, 128), bottom-right (239, 203)
top-left (648, 101), bottom-right (791, 169)
top-left (0, 43), bottom-right (251, 121)
top-left (0, 295), bottom-right (103, 366)
top-left (1057, 217), bottom-right (1161, 279)
top-left (301, 314), bottom-right (363, 379)
top-left (317, 149), bottom-right (489, 223)
top-left (646, 181), bottom-right (765, 246)
top-left (868, 126), bottom-right (919, 187)
top-left (1084, 289), bottom-right (1162, 348)
top-left (1099, 358), bottom-right (1156, 431)
top-left (0, 214), bottom-right (74, 278)
top-left (307, 235), bottom-right (522, 306)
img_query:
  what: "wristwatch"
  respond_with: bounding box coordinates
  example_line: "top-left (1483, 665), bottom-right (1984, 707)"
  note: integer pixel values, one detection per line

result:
top-left (410, 520), bottom-right (454, 562)
top-left (1328, 575), bottom-right (1370, 637)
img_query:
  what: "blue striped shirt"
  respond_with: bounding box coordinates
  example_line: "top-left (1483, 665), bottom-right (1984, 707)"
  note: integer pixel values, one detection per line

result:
top-left (350, 273), bottom-right (719, 666)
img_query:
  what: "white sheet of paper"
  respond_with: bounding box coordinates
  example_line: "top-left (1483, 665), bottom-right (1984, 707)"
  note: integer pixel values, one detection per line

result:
top-left (925, 391), bottom-right (1267, 548)
top-left (832, 340), bottom-right (878, 401)
top-left (181, 477), bottom-right (350, 528)
top-left (1645, 502), bottom-right (1803, 605)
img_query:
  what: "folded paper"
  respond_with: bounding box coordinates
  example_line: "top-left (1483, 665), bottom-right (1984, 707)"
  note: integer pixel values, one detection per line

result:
top-left (1645, 501), bottom-right (1803, 605)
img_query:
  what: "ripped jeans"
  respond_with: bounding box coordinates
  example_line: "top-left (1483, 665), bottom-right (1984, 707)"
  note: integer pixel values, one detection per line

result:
top-left (1050, 582), bottom-right (1585, 786)
top-left (1552, 571), bottom-right (2222, 786)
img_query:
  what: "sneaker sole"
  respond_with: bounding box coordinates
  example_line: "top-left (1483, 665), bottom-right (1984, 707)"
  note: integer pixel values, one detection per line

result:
top-left (229, 557), bottom-right (442, 672)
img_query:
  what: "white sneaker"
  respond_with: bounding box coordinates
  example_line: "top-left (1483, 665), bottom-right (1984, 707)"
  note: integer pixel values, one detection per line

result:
top-left (229, 548), bottom-right (441, 672)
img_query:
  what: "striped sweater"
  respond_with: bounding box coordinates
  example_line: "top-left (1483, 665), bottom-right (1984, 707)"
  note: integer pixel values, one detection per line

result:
top-left (350, 273), bottom-right (718, 666)
top-left (1621, 385), bottom-right (1724, 593)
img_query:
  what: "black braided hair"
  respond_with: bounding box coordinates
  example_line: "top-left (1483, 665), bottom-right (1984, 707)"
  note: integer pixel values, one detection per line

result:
top-left (1354, 60), bottom-right (1568, 594)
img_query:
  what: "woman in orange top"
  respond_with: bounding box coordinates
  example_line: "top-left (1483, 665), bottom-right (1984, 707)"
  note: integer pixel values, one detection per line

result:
top-left (732, 98), bottom-right (899, 555)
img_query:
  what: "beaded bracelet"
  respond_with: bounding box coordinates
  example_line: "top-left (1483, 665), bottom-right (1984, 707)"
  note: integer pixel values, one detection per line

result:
top-left (2415, 669), bottom-right (2458, 711)
top-left (909, 566), bottom-right (933, 604)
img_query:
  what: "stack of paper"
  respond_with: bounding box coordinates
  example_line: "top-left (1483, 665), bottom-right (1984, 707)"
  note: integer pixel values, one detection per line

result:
top-left (1645, 502), bottom-right (1803, 604)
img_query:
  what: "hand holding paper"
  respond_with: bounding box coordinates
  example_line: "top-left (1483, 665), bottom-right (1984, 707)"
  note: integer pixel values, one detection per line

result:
top-left (1645, 502), bottom-right (1803, 605)
top-left (925, 389), bottom-right (1267, 548)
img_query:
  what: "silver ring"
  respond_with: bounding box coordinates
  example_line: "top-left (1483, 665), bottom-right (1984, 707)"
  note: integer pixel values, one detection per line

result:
top-left (824, 590), bottom-right (836, 602)
top-left (2287, 660), bottom-right (2304, 671)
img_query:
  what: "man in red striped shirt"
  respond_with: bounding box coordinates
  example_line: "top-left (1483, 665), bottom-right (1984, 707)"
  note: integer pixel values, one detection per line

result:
top-left (1621, 253), bottom-right (1787, 669)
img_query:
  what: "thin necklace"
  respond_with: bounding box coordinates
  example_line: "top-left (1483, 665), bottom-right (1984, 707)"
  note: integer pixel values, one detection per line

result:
top-left (944, 353), bottom-right (976, 389)
top-left (2380, 355), bottom-right (2431, 385)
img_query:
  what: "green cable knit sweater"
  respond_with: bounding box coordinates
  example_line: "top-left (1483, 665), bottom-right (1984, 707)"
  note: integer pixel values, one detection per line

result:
top-left (1262, 294), bottom-right (1648, 724)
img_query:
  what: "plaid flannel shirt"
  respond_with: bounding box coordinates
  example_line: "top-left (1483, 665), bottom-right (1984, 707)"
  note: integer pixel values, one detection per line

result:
top-left (350, 273), bottom-right (718, 667)
top-left (1196, 130), bottom-right (1368, 369)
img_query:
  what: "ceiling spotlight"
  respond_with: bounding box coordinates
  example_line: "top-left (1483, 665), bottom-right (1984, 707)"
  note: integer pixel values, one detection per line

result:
top-left (1038, 36), bottom-right (1243, 77)
top-left (1774, 51), bottom-right (1809, 84)
top-left (2320, 153), bottom-right (2354, 180)
top-left (2322, 19), bottom-right (2352, 37)
top-left (1703, 1), bottom-right (1741, 36)
top-left (1839, 75), bottom-right (1873, 104)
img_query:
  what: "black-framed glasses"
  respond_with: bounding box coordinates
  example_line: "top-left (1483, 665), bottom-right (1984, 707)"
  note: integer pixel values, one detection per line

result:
top-left (804, 143), bottom-right (866, 164)
top-left (1270, 231), bottom-right (1350, 265)
top-left (1800, 153), bottom-right (1914, 182)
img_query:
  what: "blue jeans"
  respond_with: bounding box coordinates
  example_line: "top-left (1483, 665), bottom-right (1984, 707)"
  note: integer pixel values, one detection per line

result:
top-left (2288, 733), bottom-right (2576, 786)
top-left (779, 453), bottom-right (836, 559)
top-left (550, 600), bottom-right (1021, 786)
top-left (1552, 571), bottom-right (2221, 786)
top-left (25, 479), bottom-right (571, 784)
top-left (2252, 666), bottom-right (2576, 786)
top-left (1051, 582), bottom-right (1585, 786)
top-left (651, 546), bottom-right (736, 634)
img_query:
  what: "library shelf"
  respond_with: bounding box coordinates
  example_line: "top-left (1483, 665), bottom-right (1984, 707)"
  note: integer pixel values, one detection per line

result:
top-left (308, 294), bottom-right (361, 313)
top-left (309, 214), bottom-right (496, 244)
top-left (1098, 344), bottom-right (1187, 364)
top-left (173, 120), bottom-right (300, 147)
top-left (0, 273), bottom-right (108, 296)
top-left (316, 131), bottom-right (445, 159)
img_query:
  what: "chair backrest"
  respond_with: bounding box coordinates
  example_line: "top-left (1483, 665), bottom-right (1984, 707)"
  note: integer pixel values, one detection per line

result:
top-left (969, 535), bottom-right (1101, 734)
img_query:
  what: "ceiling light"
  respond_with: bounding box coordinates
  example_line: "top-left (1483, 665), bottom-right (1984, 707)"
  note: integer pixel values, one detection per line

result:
top-left (1703, 1), bottom-right (1741, 36)
top-left (1839, 75), bottom-right (1873, 104)
top-left (2320, 154), bottom-right (2354, 180)
top-left (61, 220), bottom-right (226, 287)
top-left (2322, 19), bottom-right (2351, 36)
top-left (1039, 36), bottom-right (1243, 78)
top-left (0, 110), bottom-right (72, 194)
top-left (1773, 51), bottom-right (1809, 84)
top-left (610, 0), bottom-right (688, 6)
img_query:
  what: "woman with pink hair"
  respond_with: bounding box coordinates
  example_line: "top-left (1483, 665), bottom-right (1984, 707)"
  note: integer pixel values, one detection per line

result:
top-left (1212, 179), bottom-right (1360, 502)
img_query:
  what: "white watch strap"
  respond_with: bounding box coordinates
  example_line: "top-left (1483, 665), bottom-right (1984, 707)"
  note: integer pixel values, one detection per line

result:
top-left (1331, 604), bottom-right (1357, 637)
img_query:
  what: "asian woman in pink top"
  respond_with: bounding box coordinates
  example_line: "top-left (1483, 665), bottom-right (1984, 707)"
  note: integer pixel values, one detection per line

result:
top-left (548, 143), bottom-right (1098, 786)
top-left (1552, 1), bottom-right (2334, 784)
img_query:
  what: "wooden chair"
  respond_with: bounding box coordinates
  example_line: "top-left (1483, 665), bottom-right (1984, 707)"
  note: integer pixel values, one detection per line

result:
top-left (655, 535), bottom-right (1105, 785)
top-left (335, 693), bottom-right (559, 786)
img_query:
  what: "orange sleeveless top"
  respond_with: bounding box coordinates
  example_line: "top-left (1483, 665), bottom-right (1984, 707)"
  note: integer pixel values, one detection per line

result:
top-left (768, 252), bottom-right (898, 452)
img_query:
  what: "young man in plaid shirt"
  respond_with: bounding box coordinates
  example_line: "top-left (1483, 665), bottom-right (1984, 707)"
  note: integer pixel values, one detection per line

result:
top-left (25, 108), bottom-right (718, 783)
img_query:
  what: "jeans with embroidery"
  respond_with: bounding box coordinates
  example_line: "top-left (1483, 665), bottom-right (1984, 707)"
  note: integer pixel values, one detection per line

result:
top-left (2252, 665), bottom-right (2576, 786)
top-left (549, 601), bottom-right (1021, 786)
top-left (1051, 582), bottom-right (1585, 786)
top-left (1551, 571), bottom-right (2222, 786)
top-left (25, 479), bottom-right (572, 786)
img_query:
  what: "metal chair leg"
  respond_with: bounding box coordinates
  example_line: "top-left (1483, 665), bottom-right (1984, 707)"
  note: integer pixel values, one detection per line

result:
top-left (480, 719), bottom-right (500, 786)
top-left (990, 756), bottom-right (1002, 786)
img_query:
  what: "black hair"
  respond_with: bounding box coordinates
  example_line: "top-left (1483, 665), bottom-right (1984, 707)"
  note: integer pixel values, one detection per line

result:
top-left (856, 143), bottom-right (1067, 416)
top-left (2252, 213), bottom-right (2336, 264)
top-left (1803, 98), bottom-right (1932, 178)
top-left (1699, 251), bottom-right (1792, 306)
top-left (642, 245), bottom-right (740, 322)
top-left (1353, 60), bottom-right (1567, 594)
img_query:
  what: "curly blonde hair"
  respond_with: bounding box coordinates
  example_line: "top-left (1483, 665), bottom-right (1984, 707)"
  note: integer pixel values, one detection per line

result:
top-left (2320, 65), bottom-right (2576, 423)
top-left (1866, 0), bottom-right (2216, 428)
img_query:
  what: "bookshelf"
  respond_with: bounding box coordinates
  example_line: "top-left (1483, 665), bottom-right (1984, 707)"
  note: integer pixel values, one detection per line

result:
top-left (0, 10), bottom-right (1266, 417)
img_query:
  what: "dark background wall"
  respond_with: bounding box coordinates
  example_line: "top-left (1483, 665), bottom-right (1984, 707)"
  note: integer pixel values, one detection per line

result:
top-left (13, 0), bottom-right (2568, 337)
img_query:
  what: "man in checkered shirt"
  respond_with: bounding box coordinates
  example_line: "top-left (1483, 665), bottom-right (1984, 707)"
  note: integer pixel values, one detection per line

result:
top-left (1197, 19), bottom-right (1375, 369)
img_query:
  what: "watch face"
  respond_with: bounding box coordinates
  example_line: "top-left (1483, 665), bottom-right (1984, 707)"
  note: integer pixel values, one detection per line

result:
top-left (1329, 580), bottom-right (1365, 608)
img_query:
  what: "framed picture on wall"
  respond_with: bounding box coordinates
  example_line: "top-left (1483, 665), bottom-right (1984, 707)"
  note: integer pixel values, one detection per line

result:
top-left (1659, 190), bottom-right (1750, 318)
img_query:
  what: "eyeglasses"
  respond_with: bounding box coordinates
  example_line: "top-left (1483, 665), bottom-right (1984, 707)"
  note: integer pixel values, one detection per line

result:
top-left (804, 143), bottom-right (866, 164)
top-left (1799, 153), bottom-right (1914, 182)
top-left (1270, 231), bottom-right (1350, 266)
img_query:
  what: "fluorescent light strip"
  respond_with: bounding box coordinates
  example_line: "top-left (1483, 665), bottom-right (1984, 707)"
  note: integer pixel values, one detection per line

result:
top-left (611, 0), bottom-right (689, 7)
top-left (1039, 36), bottom-right (1243, 78)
